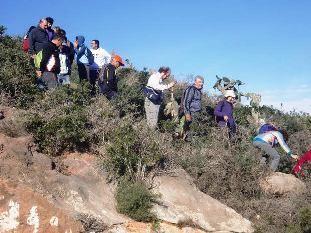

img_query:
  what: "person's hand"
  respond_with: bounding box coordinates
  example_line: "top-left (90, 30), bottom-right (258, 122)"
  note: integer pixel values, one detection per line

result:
top-left (185, 113), bottom-right (192, 122)
top-left (74, 40), bottom-right (78, 48)
top-left (31, 54), bottom-right (36, 59)
top-left (291, 154), bottom-right (299, 160)
top-left (36, 71), bottom-right (42, 78)
top-left (224, 115), bottom-right (229, 122)
top-left (168, 80), bottom-right (177, 89)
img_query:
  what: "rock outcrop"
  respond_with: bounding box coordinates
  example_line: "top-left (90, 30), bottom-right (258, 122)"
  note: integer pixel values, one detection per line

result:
top-left (259, 172), bottom-right (307, 195)
top-left (152, 169), bottom-right (254, 233)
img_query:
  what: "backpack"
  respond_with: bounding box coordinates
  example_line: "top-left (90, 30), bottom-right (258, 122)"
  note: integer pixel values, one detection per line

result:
top-left (85, 47), bottom-right (94, 65)
top-left (258, 123), bottom-right (278, 134)
top-left (34, 50), bottom-right (43, 69)
top-left (143, 86), bottom-right (163, 104)
top-left (23, 38), bottom-right (29, 52)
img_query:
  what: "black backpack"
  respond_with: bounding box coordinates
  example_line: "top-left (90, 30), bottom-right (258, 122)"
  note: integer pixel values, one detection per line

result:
top-left (178, 86), bottom-right (194, 117)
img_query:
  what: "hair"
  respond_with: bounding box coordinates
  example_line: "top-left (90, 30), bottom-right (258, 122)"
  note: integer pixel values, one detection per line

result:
top-left (46, 17), bottom-right (54, 25)
top-left (60, 29), bottom-right (66, 36)
top-left (39, 18), bottom-right (47, 24)
top-left (158, 66), bottom-right (171, 73)
top-left (194, 75), bottom-right (204, 82)
top-left (52, 33), bottom-right (65, 42)
top-left (279, 129), bottom-right (289, 142)
top-left (92, 40), bottom-right (99, 47)
top-left (53, 26), bottom-right (61, 34)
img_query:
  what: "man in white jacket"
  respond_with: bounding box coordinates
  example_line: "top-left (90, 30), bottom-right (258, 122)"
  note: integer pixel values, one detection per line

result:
top-left (144, 66), bottom-right (176, 129)
top-left (90, 39), bottom-right (111, 95)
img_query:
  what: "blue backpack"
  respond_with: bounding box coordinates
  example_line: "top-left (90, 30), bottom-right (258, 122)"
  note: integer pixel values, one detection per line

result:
top-left (258, 123), bottom-right (278, 134)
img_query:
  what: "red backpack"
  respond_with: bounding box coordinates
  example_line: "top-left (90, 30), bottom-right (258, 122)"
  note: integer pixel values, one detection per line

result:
top-left (23, 37), bottom-right (29, 52)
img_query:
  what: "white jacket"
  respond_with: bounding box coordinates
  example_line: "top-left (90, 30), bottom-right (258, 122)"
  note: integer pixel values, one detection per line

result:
top-left (147, 72), bottom-right (171, 91)
top-left (90, 47), bottom-right (111, 70)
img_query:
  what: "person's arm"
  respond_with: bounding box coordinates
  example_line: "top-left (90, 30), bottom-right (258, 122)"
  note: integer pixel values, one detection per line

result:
top-left (273, 131), bottom-right (293, 156)
top-left (28, 30), bottom-right (35, 55)
top-left (147, 73), bottom-right (174, 91)
top-left (214, 101), bottom-right (225, 117)
top-left (75, 44), bottom-right (86, 60)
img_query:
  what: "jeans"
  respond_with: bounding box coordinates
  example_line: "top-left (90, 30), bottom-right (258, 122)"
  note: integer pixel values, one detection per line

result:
top-left (253, 140), bottom-right (280, 171)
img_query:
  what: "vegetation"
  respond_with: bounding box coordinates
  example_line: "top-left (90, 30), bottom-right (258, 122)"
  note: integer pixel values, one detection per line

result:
top-left (0, 25), bottom-right (310, 231)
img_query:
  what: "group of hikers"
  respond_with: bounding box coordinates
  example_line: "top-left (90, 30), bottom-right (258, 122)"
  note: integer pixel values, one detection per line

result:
top-left (22, 17), bottom-right (310, 177)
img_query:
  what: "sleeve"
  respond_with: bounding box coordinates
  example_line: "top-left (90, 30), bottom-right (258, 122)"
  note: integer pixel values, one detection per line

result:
top-left (147, 74), bottom-right (169, 91)
top-left (183, 87), bottom-right (194, 114)
top-left (75, 45), bottom-right (86, 60)
top-left (214, 101), bottom-right (225, 117)
top-left (28, 30), bottom-right (35, 55)
top-left (39, 46), bottom-right (51, 72)
top-left (273, 131), bottom-right (292, 156)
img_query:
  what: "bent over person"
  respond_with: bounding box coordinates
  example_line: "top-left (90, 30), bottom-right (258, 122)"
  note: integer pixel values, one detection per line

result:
top-left (253, 129), bottom-right (298, 171)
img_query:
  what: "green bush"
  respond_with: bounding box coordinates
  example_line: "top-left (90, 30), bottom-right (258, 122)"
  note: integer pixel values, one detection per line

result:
top-left (0, 25), bottom-right (41, 108)
top-left (105, 122), bottom-right (163, 180)
top-left (115, 180), bottom-right (157, 222)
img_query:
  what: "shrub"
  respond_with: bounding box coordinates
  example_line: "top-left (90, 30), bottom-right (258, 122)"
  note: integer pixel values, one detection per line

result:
top-left (0, 25), bottom-right (41, 108)
top-left (115, 180), bottom-right (157, 222)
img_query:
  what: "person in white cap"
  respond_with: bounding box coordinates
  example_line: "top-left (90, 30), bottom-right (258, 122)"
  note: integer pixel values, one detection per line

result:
top-left (214, 89), bottom-right (237, 138)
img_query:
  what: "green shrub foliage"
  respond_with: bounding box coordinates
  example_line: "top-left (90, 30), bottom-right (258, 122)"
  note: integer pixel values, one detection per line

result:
top-left (115, 180), bottom-right (156, 222)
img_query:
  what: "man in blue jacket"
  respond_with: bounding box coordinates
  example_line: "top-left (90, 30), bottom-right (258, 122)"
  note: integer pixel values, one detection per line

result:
top-left (74, 35), bottom-right (92, 82)
top-left (179, 75), bottom-right (204, 142)
top-left (214, 90), bottom-right (236, 138)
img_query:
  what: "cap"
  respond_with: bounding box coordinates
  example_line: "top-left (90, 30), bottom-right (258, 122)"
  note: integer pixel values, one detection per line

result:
top-left (224, 90), bottom-right (236, 98)
top-left (112, 55), bottom-right (124, 66)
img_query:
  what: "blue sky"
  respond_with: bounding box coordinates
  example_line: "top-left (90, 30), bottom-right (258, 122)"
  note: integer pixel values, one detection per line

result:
top-left (1, 0), bottom-right (310, 113)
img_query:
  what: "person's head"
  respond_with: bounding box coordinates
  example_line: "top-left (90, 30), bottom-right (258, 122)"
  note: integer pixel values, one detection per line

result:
top-left (53, 26), bottom-right (61, 34)
top-left (46, 17), bottom-right (54, 28)
top-left (194, 75), bottom-right (204, 90)
top-left (278, 129), bottom-right (289, 142)
top-left (158, 66), bottom-right (171, 79)
top-left (75, 35), bottom-right (85, 47)
top-left (52, 33), bottom-right (64, 47)
top-left (111, 55), bottom-right (124, 68)
top-left (224, 90), bottom-right (236, 103)
top-left (39, 18), bottom-right (48, 30)
top-left (91, 40), bottom-right (99, 50)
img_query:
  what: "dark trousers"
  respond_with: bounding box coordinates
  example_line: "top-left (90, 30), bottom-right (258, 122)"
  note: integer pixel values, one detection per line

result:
top-left (77, 63), bottom-right (90, 82)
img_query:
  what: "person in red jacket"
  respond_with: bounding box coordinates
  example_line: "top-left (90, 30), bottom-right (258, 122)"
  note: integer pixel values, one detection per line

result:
top-left (292, 149), bottom-right (311, 177)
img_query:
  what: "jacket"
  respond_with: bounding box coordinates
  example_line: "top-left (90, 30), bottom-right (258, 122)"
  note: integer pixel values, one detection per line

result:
top-left (183, 86), bottom-right (202, 114)
top-left (39, 41), bottom-right (60, 74)
top-left (253, 131), bottom-right (292, 156)
top-left (28, 26), bottom-right (48, 55)
top-left (74, 36), bottom-right (89, 64)
top-left (99, 63), bottom-right (117, 95)
top-left (214, 99), bottom-right (236, 129)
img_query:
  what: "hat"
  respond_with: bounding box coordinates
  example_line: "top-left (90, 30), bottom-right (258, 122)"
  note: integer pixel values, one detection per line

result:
top-left (224, 90), bottom-right (236, 98)
top-left (112, 55), bottom-right (125, 66)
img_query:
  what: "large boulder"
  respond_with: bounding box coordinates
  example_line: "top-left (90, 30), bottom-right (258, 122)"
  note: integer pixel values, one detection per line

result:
top-left (259, 172), bottom-right (307, 195)
top-left (152, 169), bottom-right (254, 233)
top-left (0, 179), bottom-right (82, 233)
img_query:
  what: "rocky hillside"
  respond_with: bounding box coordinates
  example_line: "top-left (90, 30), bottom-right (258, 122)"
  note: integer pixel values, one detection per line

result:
top-left (0, 26), bottom-right (310, 233)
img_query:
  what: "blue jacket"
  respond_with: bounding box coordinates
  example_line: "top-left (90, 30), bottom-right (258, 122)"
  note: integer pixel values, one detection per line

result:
top-left (214, 99), bottom-right (236, 129)
top-left (183, 85), bottom-right (202, 114)
top-left (74, 36), bottom-right (89, 64)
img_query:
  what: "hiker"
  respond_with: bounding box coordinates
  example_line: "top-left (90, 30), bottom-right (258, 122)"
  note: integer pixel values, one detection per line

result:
top-left (90, 39), bottom-right (111, 95)
top-left (253, 128), bottom-right (298, 171)
top-left (176, 75), bottom-right (204, 142)
top-left (98, 55), bottom-right (124, 99)
top-left (292, 149), bottom-right (311, 177)
top-left (46, 17), bottom-right (55, 41)
top-left (74, 35), bottom-right (93, 82)
top-left (57, 38), bottom-right (71, 85)
top-left (144, 66), bottom-right (176, 129)
top-left (28, 18), bottom-right (49, 58)
top-left (23, 26), bottom-right (35, 53)
top-left (35, 33), bottom-right (64, 89)
top-left (214, 90), bottom-right (237, 138)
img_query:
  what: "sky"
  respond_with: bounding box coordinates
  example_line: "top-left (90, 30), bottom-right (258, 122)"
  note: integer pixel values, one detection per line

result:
top-left (1, 0), bottom-right (310, 114)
